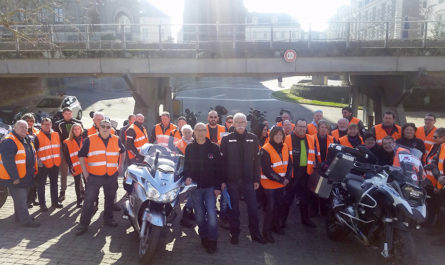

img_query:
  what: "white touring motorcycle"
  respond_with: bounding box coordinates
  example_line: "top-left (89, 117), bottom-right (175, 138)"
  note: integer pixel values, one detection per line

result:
top-left (123, 137), bottom-right (196, 264)
top-left (316, 144), bottom-right (426, 265)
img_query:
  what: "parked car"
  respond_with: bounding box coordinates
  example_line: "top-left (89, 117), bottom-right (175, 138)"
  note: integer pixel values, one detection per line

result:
top-left (32, 95), bottom-right (82, 122)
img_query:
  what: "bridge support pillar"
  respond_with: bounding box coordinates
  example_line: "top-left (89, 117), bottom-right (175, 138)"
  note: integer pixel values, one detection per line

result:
top-left (312, 75), bottom-right (328, 86)
top-left (124, 75), bottom-right (172, 129)
top-left (350, 75), bottom-right (413, 125)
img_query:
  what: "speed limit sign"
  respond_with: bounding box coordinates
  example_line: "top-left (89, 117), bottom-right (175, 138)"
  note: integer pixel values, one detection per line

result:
top-left (283, 49), bottom-right (297, 63)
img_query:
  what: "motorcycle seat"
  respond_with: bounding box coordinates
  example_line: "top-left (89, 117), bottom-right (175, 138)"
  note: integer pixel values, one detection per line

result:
top-left (346, 177), bottom-right (364, 202)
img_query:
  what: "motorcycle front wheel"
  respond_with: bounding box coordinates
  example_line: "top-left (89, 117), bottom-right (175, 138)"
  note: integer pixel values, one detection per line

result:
top-left (0, 187), bottom-right (8, 208)
top-left (383, 229), bottom-right (417, 265)
top-left (139, 223), bottom-right (162, 265)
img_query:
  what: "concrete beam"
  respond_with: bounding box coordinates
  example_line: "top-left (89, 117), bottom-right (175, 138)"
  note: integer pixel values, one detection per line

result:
top-left (1, 56), bottom-right (445, 77)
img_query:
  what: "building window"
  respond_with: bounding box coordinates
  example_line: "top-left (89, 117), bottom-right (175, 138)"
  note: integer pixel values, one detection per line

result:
top-left (54, 8), bottom-right (64, 23)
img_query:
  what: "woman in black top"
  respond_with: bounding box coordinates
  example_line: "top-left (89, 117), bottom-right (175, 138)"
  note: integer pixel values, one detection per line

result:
top-left (396, 123), bottom-right (426, 156)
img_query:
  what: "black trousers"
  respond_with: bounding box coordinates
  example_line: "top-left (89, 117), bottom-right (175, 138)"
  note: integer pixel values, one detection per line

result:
top-left (426, 189), bottom-right (444, 226)
top-left (73, 173), bottom-right (85, 203)
top-left (37, 166), bottom-right (59, 206)
top-left (227, 181), bottom-right (261, 237)
top-left (79, 174), bottom-right (118, 226)
top-left (263, 187), bottom-right (285, 235)
top-left (282, 166), bottom-right (311, 225)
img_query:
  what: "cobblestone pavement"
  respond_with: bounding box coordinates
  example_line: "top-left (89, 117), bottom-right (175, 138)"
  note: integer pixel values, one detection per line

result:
top-left (1, 177), bottom-right (444, 265)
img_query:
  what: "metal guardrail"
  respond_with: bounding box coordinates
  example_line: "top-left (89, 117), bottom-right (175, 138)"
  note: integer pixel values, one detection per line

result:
top-left (0, 21), bottom-right (444, 52)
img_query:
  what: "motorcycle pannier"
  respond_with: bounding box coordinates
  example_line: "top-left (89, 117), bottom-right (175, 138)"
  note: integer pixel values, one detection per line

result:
top-left (325, 153), bottom-right (355, 182)
top-left (308, 170), bottom-right (332, 199)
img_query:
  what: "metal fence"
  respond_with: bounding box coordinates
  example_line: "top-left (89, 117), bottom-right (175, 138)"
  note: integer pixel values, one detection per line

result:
top-left (0, 21), bottom-right (444, 52)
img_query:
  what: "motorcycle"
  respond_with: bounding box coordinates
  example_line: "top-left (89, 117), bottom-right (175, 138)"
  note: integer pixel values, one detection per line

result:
top-left (322, 144), bottom-right (426, 265)
top-left (123, 137), bottom-right (196, 264)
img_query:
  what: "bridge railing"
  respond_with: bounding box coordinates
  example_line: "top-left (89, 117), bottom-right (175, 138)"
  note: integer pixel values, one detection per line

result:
top-left (0, 21), bottom-right (444, 52)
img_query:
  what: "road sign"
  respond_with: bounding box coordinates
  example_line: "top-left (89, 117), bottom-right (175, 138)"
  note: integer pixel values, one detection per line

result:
top-left (284, 49), bottom-right (297, 63)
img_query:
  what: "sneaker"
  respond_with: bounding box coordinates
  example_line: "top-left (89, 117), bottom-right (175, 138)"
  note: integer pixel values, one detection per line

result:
top-left (58, 191), bottom-right (65, 203)
top-left (52, 203), bottom-right (63, 209)
top-left (22, 221), bottom-right (40, 228)
top-left (230, 234), bottom-right (239, 245)
top-left (75, 225), bottom-right (88, 236)
top-left (104, 220), bottom-right (118, 227)
top-left (251, 234), bottom-right (267, 244)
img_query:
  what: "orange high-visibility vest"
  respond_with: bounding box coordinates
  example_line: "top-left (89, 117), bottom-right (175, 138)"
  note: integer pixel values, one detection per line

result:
top-left (206, 124), bottom-right (226, 144)
top-left (87, 126), bottom-right (115, 136)
top-left (415, 126), bottom-right (436, 153)
top-left (392, 147), bottom-right (411, 168)
top-left (127, 124), bottom-right (149, 159)
top-left (339, 135), bottom-right (364, 148)
top-left (86, 134), bottom-right (120, 176)
top-left (425, 145), bottom-right (443, 189)
top-left (314, 134), bottom-right (335, 163)
top-left (36, 130), bottom-right (61, 168)
top-left (331, 129), bottom-right (340, 141)
top-left (64, 138), bottom-right (83, 176)
top-left (349, 117), bottom-right (361, 125)
top-left (28, 127), bottom-right (39, 135)
top-left (0, 133), bottom-right (37, 180)
top-left (260, 142), bottom-right (289, 189)
top-left (307, 123), bottom-right (317, 135)
top-left (437, 144), bottom-right (445, 190)
top-left (175, 139), bottom-right (189, 155)
top-left (374, 124), bottom-right (402, 145)
top-left (170, 129), bottom-right (182, 143)
top-left (154, 123), bottom-right (177, 144)
top-left (284, 133), bottom-right (316, 175)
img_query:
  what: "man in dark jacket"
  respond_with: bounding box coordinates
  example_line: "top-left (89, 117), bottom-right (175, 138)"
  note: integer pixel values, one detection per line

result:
top-left (54, 107), bottom-right (83, 202)
top-left (0, 120), bottom-right (40, 227)
top-left (220, 113), bottom-right (266, 244)
top-left (184, 122), bottom-right (223, 254)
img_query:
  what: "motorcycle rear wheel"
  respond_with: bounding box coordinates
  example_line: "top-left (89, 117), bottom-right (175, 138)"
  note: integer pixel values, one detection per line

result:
top-left (0, 187), bottom-right (8, 208)
top-left (139, 224), bottom-right (162, 265)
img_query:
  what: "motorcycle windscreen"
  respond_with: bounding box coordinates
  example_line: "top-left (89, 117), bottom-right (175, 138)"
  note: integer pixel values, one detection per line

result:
top-left (144, 136), bottom-right (184, 178)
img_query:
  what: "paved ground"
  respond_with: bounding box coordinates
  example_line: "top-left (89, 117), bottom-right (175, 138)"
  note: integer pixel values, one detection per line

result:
top-left (1, 177), bottom-right (445, 265)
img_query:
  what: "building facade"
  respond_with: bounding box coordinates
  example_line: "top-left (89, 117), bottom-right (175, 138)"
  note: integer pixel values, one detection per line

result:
top-left (328, 0), bottom-right (424, 40)
top-left (245, 13), bottom-right (301, 41)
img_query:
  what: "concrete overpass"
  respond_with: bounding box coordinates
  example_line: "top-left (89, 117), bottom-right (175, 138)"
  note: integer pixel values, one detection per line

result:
top-left (2, 22), bottom-right (445, 126)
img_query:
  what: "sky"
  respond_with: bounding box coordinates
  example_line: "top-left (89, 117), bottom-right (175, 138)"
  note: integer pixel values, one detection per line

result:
top-left (147, 0), bottom-right (351, 31)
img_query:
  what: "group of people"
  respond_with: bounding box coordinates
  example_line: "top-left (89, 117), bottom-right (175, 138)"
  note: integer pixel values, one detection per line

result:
top-left (1, 105), bottom-right (445, 255)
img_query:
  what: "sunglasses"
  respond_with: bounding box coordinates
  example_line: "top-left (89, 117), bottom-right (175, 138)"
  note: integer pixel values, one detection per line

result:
top-left (100, 125), bottom-right (111, 129)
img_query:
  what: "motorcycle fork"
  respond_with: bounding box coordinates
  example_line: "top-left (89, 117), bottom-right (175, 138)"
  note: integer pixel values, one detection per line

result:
top-left (381, 216), bottom-right (394, 258)
top-left (140, 209), bottom-right (149, 239)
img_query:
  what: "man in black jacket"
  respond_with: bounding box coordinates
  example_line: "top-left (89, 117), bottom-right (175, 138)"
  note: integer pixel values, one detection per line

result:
top-left (0, 120), bottom-right (40, 227)
top-left (220, 113), bottom-right (267, 244)
top-left (54, 107), bottom-right (83, 202)
top-left (184, 122), bottom-right (223, 254)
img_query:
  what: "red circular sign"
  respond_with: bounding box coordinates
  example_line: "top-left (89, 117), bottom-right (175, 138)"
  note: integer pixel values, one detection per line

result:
top-left (284, 49), bottom-right (297, 63)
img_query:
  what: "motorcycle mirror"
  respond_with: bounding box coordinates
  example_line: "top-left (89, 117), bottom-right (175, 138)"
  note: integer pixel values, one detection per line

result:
top-left (140, 143), bottom-right (153, 156)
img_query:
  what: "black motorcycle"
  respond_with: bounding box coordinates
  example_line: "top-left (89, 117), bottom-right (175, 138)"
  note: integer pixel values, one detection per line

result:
top-left (319, 144), bottom-right (426, 265)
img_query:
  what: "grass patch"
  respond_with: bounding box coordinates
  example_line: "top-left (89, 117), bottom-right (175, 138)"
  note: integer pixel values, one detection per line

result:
top-left (272, 89), bottom-right (353, 108)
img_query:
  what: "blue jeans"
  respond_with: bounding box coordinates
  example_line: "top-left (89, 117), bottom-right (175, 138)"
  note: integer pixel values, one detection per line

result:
top-left (8, 186), bottom-right (32, 224)
top-left (190, 188), bottom-right (218, 241)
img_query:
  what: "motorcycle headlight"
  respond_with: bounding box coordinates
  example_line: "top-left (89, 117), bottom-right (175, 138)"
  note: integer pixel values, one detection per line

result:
top-left (402, 185), bottom-right (424, 200)
top-left (162, 187), bottom-right (180, 203)
top-left (146, 183), bottom-right (161, 200)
